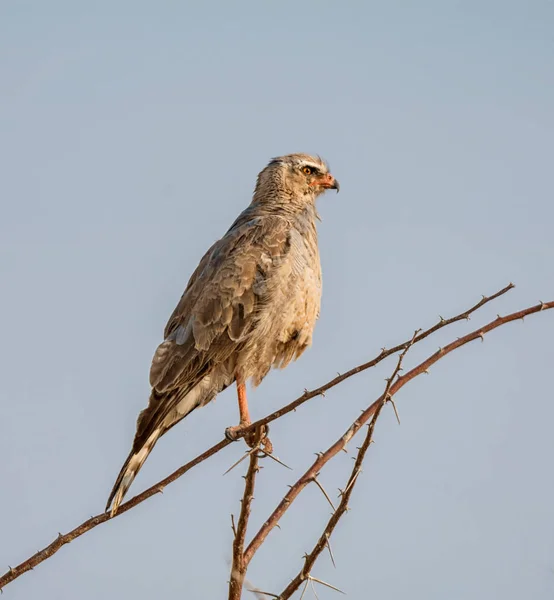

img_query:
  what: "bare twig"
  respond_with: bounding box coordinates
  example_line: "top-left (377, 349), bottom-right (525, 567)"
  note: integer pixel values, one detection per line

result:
top-left (1, 286), bottom-right (548, 593)
top-left (0, 437), bottom-right (230, 590)
top-left (242, 334), bottom-right (411, 566)
top-left (239, 284), bottom-right (516, 439)
top-left (243, 300), bottom-right (554, 567)
top-left (229, 431), bottom-right (262, 600)
top-left (279, 333), bottom-right (416, 598)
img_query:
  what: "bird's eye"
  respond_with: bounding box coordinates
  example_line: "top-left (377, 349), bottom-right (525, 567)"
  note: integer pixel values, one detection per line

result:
top-left (302, 166), bottom-right (313, 175)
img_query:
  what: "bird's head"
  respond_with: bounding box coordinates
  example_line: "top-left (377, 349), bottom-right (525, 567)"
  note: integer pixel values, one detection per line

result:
top-left (253, 153), bottom-right (339, 209)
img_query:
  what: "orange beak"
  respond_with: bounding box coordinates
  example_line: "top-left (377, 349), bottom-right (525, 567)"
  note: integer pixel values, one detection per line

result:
top-left (311, 173), bottom-right (340, 192)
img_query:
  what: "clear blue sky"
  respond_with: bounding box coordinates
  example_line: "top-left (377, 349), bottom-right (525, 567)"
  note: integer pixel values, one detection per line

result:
top-left (1, 1), bottom-right (553, 598)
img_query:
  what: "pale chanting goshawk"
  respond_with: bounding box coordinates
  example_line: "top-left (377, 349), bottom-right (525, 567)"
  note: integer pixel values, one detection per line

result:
top-left (106, 153), bottom-right (339, 516)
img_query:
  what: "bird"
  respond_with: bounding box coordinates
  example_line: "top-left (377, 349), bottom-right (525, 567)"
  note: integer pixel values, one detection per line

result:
top-left (106, 153), bottom-right (339, 516)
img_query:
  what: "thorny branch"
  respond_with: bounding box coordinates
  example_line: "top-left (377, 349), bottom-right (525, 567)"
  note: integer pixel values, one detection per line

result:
top-left (278, 337), bottom-right (416, 598)
top-left (229, 430), bottom-right (263, 600)
top-left (241, 299), bottom-right (554, 573)
top-left (242, 333), bottom-right (422, 567)
top-left (0, 285), bottom-right (551, 594)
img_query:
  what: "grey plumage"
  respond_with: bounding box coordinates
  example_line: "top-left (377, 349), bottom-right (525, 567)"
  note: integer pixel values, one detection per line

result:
top-left (106, 153), bottom-right (339, 515)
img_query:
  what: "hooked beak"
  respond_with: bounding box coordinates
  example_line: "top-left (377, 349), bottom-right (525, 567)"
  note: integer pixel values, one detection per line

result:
top-left (313, 173), bottom-right (340, 192)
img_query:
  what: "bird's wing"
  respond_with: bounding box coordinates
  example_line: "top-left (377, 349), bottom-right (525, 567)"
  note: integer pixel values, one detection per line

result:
top-left (133, 215), bottom-right (290, 446)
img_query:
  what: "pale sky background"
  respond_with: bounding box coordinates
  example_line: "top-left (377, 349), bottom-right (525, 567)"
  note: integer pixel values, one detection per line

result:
top-left (1, 1), bottom-right (553, 598)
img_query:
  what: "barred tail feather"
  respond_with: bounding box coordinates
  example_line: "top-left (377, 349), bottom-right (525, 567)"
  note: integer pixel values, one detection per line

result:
top-left (105, 377), bottom-right (223, 517)
top-left (106, 428), bottom-right (162, 517)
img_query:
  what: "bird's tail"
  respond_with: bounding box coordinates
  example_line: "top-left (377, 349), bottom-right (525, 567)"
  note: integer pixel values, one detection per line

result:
top-left (105, 428), bottom-right (162, 517)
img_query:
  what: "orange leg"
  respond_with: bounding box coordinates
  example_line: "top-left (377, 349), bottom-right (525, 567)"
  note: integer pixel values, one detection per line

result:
top-left (225, 381), bottom-right (272, 452)
top-left (225, 381), bottom-right (252, 442)
top-left (236, 381), bottom-right (251, 426)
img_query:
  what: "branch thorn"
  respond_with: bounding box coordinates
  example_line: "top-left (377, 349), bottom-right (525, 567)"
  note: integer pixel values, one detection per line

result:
top-left (313, 477), bottom-right (336, 511)
top-left (308, 575), bottom-right (346, 595)
top-left (325, 534), bottom-right (337, 568)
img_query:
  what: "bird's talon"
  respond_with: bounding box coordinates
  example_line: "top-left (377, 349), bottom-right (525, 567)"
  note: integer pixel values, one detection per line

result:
top-left (261, 435), bottom-right (274, 455)
top-left (254, 424), bottom-right (273, 454)
top-left (225, 424), bottom-right (249, 442)
top-left (225, 427), bottom-right (239, 442)
top-left (225, 423), bottom-right (273, 452)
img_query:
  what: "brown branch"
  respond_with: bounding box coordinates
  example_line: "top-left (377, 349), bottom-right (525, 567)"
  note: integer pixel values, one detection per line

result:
top-left (385, 299), bottom-right (553, 405)
top-left (0, 437), bottom-right (230, 590)
top-left (243, 299), bottom-right (554, 567)
top-left (278, 338), bottom-right (415, 598)
top-left (229, 433), bottom-right (262, 600)
top-left (244, 283), bottom-right (515, 435)
top-left (0, 284), bottom-right (532, 591)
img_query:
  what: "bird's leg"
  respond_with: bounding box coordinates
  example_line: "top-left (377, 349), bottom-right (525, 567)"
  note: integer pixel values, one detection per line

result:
top-left (236, 381), bottom-right (251, 427)
top-left (225, 382), bottom-right (272, 452)
top-left (225, 382), bottom-right (252, 442)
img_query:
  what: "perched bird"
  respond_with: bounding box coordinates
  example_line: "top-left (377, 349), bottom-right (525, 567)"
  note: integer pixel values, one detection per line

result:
top-left (106, 153), bottom-right (339, 516)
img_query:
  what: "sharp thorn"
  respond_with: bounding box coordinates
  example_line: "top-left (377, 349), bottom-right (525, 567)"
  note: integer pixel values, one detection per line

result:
top-left (308, 576), bottom-right (346, 594)
top-left (325, 534), bottom-right (337, 568)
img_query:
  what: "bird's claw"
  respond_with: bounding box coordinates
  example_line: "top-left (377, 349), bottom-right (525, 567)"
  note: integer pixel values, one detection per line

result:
top-left (224, 424), bottom-right (246, 442)
top-left (260, 432), bottom-right (273, 455)
top-left (224, 423), bottom-right (272, 453)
